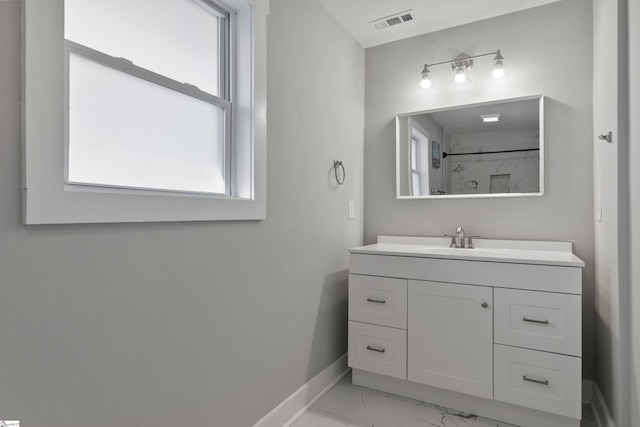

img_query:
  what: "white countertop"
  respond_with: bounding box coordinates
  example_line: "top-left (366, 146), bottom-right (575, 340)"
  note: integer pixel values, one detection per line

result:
top-left (349, 236), bottom-right (585, 268)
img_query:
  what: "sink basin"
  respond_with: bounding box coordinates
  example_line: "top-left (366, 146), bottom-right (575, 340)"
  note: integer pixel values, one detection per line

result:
top-left (411, 246), bottom-right (508, 256)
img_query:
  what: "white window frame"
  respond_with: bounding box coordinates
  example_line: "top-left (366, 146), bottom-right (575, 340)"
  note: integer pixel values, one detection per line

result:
top-left (408, 120), bottom-right (430, 197)
top-left (22, 0), bottom-right (267, 224)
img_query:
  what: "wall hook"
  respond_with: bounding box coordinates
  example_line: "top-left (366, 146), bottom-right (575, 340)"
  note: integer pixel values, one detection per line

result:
top-left (598, 131), bottom-right (613, 143)
top-left (333, 160), bottom-right (345, 185)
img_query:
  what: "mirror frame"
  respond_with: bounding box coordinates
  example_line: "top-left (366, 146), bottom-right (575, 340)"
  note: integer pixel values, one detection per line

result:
top-left (395, 95), bottom-right (545, 200)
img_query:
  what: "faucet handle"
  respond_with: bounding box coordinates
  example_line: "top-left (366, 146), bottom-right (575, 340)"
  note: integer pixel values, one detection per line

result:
top-left (465, 235), bottom-right (481, 249)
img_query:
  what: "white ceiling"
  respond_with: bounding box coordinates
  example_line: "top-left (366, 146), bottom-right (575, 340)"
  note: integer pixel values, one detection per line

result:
top-left (317, 0), bottom-right (565, 48)
top-left (428, 98), bottom-right (539, 134)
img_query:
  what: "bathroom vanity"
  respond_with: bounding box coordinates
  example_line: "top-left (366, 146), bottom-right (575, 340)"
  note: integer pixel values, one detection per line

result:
top-left (348, 235), bottom-right (585, 427)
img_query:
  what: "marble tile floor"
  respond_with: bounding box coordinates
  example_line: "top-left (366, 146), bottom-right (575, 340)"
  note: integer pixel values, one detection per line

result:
top-left (292, 373), bottom-right (597, 427)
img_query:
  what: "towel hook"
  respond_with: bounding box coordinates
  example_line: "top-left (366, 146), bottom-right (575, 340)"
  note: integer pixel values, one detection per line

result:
top-left (598, 131), bottom-right (613, 143)
top-left (333, 160), bottom-right (345, 185)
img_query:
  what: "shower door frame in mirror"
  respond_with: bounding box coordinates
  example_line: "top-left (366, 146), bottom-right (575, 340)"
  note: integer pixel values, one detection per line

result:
top-left (396, 95), bottom-right (545, 200)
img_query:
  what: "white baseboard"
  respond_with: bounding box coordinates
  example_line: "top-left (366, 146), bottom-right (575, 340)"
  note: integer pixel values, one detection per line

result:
top-left (590, 382), bottom-right (617, 427)
top-left (252, 353), bottom-right (350, 427)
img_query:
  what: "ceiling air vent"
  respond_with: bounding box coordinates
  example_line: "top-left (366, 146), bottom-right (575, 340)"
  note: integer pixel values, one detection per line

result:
top-left (370, 10), bottom-right (415, 31)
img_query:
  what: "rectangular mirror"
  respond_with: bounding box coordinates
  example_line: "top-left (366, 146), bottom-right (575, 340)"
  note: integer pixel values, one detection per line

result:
top-left (396, 95), bottom-right (544, 199)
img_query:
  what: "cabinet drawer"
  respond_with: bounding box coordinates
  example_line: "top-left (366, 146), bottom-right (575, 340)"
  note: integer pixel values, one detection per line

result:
top-left (348, 321), bottom-right (407, 379)
top-left (494, 289), bottom-right (581, 356)
top-left (494, 344), bottom-right (581, 419)
top-left (349, 274), bottom-right (407, 329)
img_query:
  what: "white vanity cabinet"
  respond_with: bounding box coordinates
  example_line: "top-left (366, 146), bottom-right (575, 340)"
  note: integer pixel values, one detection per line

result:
top-left (348, 236), bottom-right (585, 427)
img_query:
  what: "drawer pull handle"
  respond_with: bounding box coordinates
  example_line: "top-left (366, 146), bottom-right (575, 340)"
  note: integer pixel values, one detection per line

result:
top-left (522, 375), bottom-right (549, 386)
top-left (366, 297), bottom-right (386, 304)
top-left (523, 317), bottom-right (550, 325)
top-left (366, 345), bottom-right (386, 353)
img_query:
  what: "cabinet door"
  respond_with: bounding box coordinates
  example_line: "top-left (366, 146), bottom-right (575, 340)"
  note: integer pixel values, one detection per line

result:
top-left (407, 280), bottom-right (493, 399)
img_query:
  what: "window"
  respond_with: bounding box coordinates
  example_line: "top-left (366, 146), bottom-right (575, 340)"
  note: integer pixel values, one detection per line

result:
top-left (409, 122), bottom-right (429, 197)
top-left (22, 0), bottom-right (266, 224)
top-left (65, 0), bottom-right (230, 195)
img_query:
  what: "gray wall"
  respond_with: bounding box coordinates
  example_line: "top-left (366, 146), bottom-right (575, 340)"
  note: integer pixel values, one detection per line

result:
top-left (592, 0), bottom-right (638, 424)
top-left (364, 0), bottom-right (595, 379)
top-left (0, 1), bottom-right (364, 426)
top-left (592, 0), bottom-right (624, 423)
top-left (629, 0), bottom-right (640, 424)
top-left (596, 0), bottom-right (640, 424)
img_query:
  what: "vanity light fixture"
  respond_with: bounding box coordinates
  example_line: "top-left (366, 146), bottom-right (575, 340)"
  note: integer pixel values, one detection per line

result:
top-left (419, 50), bottom-right (505, 89)
top-left (481, 114), bottom-right (501, 123)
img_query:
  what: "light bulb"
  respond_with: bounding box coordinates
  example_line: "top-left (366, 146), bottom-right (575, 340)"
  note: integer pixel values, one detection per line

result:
top-left (420, 65), bottom-right (432, 89)
top-left (492, 50), bottom-right (505, 79)
top-left (421, 74), bottom-right (432, 89)
top-left (492, 67), bottom-right (505, 79)
top-left (454, 68), bottom-right (467, 84)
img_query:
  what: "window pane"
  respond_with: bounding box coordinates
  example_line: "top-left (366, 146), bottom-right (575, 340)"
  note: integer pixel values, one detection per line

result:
top-left (411, 139), bottom-right (418, 170)
top-left (65, 0), bottom-right (221, 95)
top-left (412, 172), bottom-right (420, 196)
top-left (68, 53), bottom-right (226, 194)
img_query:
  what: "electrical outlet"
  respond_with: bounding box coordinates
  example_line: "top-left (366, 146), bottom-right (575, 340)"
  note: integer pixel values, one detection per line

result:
top-left (348, 201), bottom-right (355, 220)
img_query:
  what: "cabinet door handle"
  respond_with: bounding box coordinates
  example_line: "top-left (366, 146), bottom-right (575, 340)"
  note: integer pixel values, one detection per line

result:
top-left (366, 297), bottom-right (386, 304)
top-left (522, 375), bottom-right (549, 386)
top-left (481, 302), bottom-right (488, 308)
top-left (366, 345), bottom-right (386, 353)
top-left (523, 317), bottom-right (549, 325)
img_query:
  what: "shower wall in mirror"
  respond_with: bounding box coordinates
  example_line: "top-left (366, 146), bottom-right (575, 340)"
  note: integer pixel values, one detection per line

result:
top-left (396, 95), bottom-right (544, 199)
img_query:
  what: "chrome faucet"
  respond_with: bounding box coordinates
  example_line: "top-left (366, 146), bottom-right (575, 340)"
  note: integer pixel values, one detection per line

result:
top-left (453, 226), bottom-right (465, 248)
top-left (446, 226), bottom-right (477, 249)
